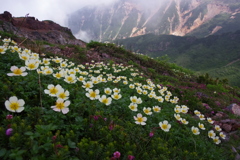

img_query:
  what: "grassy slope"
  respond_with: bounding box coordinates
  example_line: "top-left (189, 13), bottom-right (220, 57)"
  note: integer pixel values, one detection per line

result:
top-left (0, 31), bottom-right (240, 159)
top-left (114, 31), bottom-right (240, 87)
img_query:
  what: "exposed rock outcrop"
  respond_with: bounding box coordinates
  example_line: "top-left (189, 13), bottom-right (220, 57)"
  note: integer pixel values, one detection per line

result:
top-left (0, 11), bottom-right (85, 47)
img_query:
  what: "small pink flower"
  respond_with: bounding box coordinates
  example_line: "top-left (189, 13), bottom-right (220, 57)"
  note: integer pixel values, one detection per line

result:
top-left (113, 151), bottom-right (121, 158)
top-left (149, 132), bottom-right (154, 137)
top-left (93, 115), bottom-right (99, 120)
top-left (6, 128), bottom-right (13, 136)
top-left (128, 155), bottom-right (135, 160)
top-left (6, 115), bottom-right (13, 119)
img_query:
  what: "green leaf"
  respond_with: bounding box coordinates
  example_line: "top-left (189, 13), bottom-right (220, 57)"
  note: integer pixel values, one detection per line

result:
top-left (68, 139), bottom-right (76, 148)
top-left (0, 148), bottom-right (6, 157)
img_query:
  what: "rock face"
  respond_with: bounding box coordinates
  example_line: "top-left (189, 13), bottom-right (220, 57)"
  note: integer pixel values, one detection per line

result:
top-left (0, 11), bottom-right (85, 46)
top-left (68, 0), bottom-right (240, 41)
top-left (226, 103), bottom-right (240, 116)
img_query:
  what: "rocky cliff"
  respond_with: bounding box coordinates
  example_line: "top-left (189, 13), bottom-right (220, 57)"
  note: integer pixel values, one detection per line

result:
top-left (68, 0), bottom-right (240, 41)
top-left (0, 11), bottom-right (85, 46)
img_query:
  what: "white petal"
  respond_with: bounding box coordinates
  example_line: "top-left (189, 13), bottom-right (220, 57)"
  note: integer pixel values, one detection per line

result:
top-left (64, 101), bottom-right (70, 107)
top-left (53, 108), bottom-right (60, 112)
top-left (47, 84), bottom-right (54, 89)
top-left (18, 99), bottom-right (25, 106)
top-left (5, 100), bottom-right (10, 108)
top-left (62, 108), bottom-right (69, 114)
top-left (20, 67), bottom-right (26, 71)
top-left (10, 66), bottom-right (18, 71)
top-left (9, 96), bottom-right (18, 103)
top-left (7, 73), bottom-right (14, 76)
top-left (21, 72), bottom-right (28, 76)
top-left (16, 106), bottom-right (24, 113)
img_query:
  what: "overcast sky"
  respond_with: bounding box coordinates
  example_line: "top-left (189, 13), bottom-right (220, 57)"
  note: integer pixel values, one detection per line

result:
top-left (0, 0), bottom-right (118, 27)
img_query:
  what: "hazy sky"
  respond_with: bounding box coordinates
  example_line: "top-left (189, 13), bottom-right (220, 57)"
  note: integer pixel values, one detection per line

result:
top-left (0, 0), bottom-right (117, 27)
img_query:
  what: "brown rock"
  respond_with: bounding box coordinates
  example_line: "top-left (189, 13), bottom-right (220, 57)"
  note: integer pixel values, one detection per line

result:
top-left (226, 103), bottom-right (240, 116)
top-left (222, 124), bottom-right (232, 132)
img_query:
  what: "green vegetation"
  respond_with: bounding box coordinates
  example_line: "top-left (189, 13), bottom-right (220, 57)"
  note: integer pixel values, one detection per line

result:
top-left (0, 33), bottom-right (240, 160)
top-left (115, 31), bottom-right (240, 87)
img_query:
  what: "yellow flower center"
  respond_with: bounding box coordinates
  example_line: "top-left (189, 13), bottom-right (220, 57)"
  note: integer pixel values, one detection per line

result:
top-left (193, 129), bottom-right (197, 134)
top-left (90, 92), bottom-right (97, 98)
top-left (49, 87), bottom-right (58, 95)
top-left (137, 117), bottom-right (143, 123)
top-left (56, 102), bottom-right (64, 109)
top-left (102, 98), bottom-right (108, 104)
top-left (154, 108), bottom-right (159, 112)
top-left (58, 93), bottom-right (66, 99)
top-left (55, 73), bottom-right (62, 78)
top-left (22, 56), bottom-right (28, 60)
top-left (67, 77), bottom-right (73, 82)
top-left (13, 68), bottom-right (22, 75)
top-left (132, 99), bottom-right (137, 103)
top-left (105, 90), bottom-right (111, 94)
top-left (0, 48), bottom-right (4, 52)
top-left (130, 105), bottom-right (135, 110)
top-left (28, 63), bottom-right (36, 69)
top-left (10, 102), bottom-right (20, 111)
top-left (113, 95), bottom-right (120, 99)
top-left (144, 109), bottom-right (150, 113)
top-left (162, 124), bottom-right (168, 130)
top-left (85, 83), bottom-right (91, 88)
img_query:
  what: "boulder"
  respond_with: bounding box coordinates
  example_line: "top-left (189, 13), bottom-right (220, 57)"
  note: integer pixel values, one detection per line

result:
top-left (226, 103), bottom-right (240, 116)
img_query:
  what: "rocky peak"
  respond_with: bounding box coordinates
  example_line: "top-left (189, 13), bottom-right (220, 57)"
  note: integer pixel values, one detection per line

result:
top-left (0, 11), bottom-right (85, 46)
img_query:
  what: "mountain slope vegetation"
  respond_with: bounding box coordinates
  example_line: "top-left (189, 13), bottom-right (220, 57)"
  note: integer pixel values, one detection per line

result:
top-left (0, 29), bottom-right (240, 159)
top-left (114, 31), bottom-right (240, 87)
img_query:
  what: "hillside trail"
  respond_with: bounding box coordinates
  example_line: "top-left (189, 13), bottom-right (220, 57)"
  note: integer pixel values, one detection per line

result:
top-left (225, 58), bottom-right (240, 67)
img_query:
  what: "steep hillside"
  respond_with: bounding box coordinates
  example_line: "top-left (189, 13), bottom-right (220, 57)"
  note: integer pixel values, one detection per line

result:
top-left (114, 31), bottom-right (240, 86)
top-left (68, 0), bottom-right (240, 41)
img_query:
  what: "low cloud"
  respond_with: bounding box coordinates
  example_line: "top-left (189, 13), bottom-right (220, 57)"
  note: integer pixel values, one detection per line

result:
top-left (0, 0), bottom-right (118, 27)
top-left (74, 30), bottom-right (92, 42)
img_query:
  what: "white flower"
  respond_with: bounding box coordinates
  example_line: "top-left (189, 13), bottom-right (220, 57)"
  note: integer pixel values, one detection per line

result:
top-left (82, 81), bottom-right (93, 90)
top-left (191, 126), bottom-right (200, 135)
top-left (208, 130), bottom-right (216, 138)
top-left (198, 123), bottom-right (205, 130)
top-left (152, 106), bottom-right (161, 112)
top-left (113, 88), bottom-right (121, 93)
top-left (25, 59), bottom-right (39, 70)
top-left (219, 132), bottom-right (226, 139)
top-left (99, 95), bottom-right (112, 106)
top-left (44, 84), bottom-right (63, 97)
top-left (56, 89), bottom-right (70, 100)
top-left (0, 46), bottom-right (7, 54)
top-left (128, 103), bottom-right (138, 111)
top-left (143, 107), bottom-right (152, 115)
top-left (174, 114), bottom-right (182, 121)
top-left (214, 125), bottom-right (222, 132)
top-left (111, 93), bottom-right (122, 100)
top-left (86, 89), bottom-right (100, 100)
top-left (5, 96), bottom-right (25, 113)
top-left (51, 98), bottom-right (70, 114)
top-left (194, 110), bottom-right (201, 116)
top-left (159, 120), bottom-right (171, 132)
top-left (207, 117), bottom-right (214, 124)
top-left (181, 105), bottom-right (189, 113)
top-left (7, 66), bottom-right (28, 76)
top-left (134, 113), bottom-right (147, 125)
top-left (64, 74), bottom-right (77, 84)
top-left (181, 118), bottom-right (189, 125)
top-left (198, 114), bottom-right (205, 120)
top-left (213, 136), bottom-right (221, 144)
top-left (104, 88), bottom-right (112, 95)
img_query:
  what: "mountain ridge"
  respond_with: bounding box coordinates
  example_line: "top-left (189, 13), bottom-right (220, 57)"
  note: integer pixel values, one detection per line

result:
top-left (68, 0), bottom-right (240, 41)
